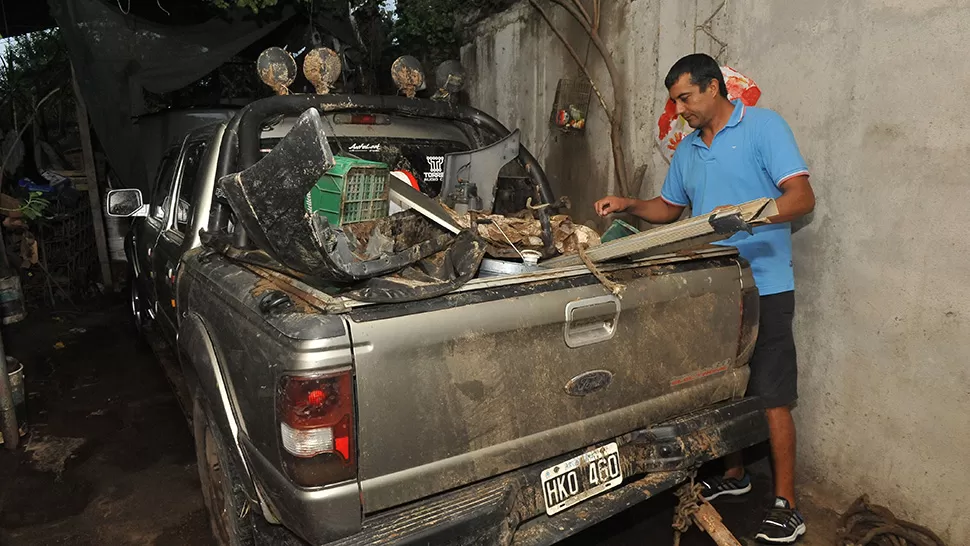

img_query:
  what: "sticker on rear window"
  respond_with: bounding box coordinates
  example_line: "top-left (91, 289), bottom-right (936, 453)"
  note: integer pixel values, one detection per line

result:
top-left (425, 156), bottom-right (444, 183)
top-left (349, 143), bottom-right (381, 153)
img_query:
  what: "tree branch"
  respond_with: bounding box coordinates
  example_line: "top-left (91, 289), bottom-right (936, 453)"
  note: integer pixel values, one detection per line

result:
top-left (550, 0), bottom-right (630, 197)
top-left (529, 0), bottom-right (613, 124)
top-left (0, 87), bottom-right (62, 184)
top-left (568, 0), bottom-right (593, 28)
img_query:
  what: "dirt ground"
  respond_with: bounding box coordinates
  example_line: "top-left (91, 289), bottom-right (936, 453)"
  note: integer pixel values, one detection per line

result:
top-left (0, 298), bottom-right (841, 545)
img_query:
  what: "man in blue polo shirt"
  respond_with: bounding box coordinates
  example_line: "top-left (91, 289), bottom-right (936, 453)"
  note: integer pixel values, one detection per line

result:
top-left (595, 53), bottom-right (816, 544)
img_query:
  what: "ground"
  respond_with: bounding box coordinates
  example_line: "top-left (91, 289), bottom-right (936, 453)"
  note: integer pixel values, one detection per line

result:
top-left (0, 299), bottom-right (840, 545)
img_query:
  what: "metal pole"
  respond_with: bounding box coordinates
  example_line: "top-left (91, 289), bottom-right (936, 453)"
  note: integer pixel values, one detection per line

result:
top-left (0, 223), bottom-right (16, 449)
top-left (71, 64), bottom-right (113, 292)
top-left (0, 331), bottom-right (17, 450)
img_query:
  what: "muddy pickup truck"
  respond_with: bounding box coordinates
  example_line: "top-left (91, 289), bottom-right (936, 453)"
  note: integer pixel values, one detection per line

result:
top-left (106, 93), bottom-right (768, 546)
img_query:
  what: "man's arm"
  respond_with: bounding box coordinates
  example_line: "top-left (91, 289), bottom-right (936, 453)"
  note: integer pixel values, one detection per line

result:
top-left (769, 175), bottom-right (815, 224)
top-left (594, 195), bottom-right (685, 224)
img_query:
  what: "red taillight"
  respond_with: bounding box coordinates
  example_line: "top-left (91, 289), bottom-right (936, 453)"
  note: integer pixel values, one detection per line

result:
top-left (352, 114), bottom-right (377, 124)
top-left (278, 370), bottom-right (356, 487)
top-left (333, 113), bottom-right (390, 125)
top-left (307, 389), bottom-right (326, 406)
top-left (737, 287), bottom-right (760, 364)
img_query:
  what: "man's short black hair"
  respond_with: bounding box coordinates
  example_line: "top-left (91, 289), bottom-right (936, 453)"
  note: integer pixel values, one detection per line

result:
top-left (664, 53), bottom-right (728, 98)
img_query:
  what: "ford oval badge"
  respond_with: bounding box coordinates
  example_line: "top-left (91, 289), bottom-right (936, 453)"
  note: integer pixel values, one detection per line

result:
top-left (564, 370), bottom-right (614, 396)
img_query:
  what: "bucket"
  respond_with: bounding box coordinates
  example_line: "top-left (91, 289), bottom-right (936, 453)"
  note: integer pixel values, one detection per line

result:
top-left (0, 357), bottom-right (27, 444)
top-left (0, 275), bottom-right (26, 325)
top-left (106, 216), bottom-right (128, 263)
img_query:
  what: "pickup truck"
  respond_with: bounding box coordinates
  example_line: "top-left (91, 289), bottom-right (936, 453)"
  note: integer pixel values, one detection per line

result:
top-left (107, 93), bottom-right (768, 546)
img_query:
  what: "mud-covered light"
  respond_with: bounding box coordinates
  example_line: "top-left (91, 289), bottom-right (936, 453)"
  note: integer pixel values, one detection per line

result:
top-left (435, 60), bottom-right (465, 94)
top-left (303, 47), bottom-right (342, 95)
top-left (257, 47), bottom-right (297, 96)
top-left (391, 55), bottom-right (425, 98)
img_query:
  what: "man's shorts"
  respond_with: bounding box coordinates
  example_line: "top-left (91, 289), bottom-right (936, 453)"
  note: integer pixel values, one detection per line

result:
top-left (747, 291), bottom-right (798, 408)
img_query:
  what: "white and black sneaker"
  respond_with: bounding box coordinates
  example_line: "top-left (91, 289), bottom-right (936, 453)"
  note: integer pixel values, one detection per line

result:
top-left (699, 473), bottom-right (753, 501)
top-left (755, 497), bottom-right (807, 543)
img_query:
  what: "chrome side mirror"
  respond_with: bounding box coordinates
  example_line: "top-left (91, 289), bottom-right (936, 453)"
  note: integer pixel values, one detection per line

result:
top-left (106, 189), bottom-right (149, 218)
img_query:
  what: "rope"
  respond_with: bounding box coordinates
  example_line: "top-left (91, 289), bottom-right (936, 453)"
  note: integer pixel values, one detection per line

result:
top-left (578, 244), bottom-right (624, 296)
top-left (837, 495), bottom-right (946, 546)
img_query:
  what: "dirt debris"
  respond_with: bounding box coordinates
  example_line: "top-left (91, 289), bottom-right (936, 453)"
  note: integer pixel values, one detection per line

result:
top-left (24, 434), bottom-right (86, 477)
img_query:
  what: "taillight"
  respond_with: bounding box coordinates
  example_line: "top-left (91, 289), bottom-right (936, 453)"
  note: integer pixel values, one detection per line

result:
top-left (333, 113), bottom-right (390, 125)
top-left (277, 369), bottom-right (356, 487)
top-left (737, 286), bottom-right (760, 364)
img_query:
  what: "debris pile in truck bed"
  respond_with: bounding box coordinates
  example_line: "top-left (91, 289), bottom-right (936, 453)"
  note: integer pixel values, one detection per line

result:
top-left (446, 207), bottom-right (600, 257)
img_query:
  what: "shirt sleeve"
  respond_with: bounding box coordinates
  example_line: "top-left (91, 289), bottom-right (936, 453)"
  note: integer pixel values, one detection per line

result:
top-left (660, 146), bottom-right (690, 207)
top-left (758, 112), bottom-right (810, 187)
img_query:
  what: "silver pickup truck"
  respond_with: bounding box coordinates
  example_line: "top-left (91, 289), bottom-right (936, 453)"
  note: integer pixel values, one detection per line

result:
top-left (107, 94), bottom-right (768, 546)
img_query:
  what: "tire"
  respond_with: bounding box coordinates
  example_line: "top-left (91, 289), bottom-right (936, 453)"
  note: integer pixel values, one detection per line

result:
top-left (193, 396), bottom-right (256, 546)
top-left (129, 276), bottom-right (151, 338)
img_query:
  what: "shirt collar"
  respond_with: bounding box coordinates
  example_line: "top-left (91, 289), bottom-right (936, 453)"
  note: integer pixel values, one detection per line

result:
top-left (726, 99), bottom-right (746, 127)
top-left (689, 99), bottom-right (746, 148)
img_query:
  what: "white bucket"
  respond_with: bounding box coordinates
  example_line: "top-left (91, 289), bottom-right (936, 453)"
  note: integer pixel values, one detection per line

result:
top-left (0, 357), bottom-right (26, 444)
top-left (105, 216), bottom-right (128, 262)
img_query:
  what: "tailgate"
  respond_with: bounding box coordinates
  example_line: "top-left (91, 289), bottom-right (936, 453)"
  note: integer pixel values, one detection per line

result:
top-left (349, 252), bottom-right (748, 512)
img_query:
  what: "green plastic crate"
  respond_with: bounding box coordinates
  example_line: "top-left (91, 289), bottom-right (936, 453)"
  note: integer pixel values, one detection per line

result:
top-left (305, 156), bottom-right (391, 226)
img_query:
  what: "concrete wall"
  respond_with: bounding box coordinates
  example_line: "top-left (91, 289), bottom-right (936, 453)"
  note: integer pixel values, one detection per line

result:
top-left (463, 1), bottom-right (970, 542)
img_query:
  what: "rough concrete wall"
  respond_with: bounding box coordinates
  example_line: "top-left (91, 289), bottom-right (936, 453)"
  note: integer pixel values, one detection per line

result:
top-left (462, 0), bottom-right (734, 229)
top-left (464, 0), bottom-right (969, 542)
top-left (730, 1), bottom-right (970, 543)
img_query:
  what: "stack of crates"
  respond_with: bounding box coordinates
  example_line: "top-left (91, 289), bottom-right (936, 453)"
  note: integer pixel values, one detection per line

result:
top-left (305, 156), bottom-right (391, 226)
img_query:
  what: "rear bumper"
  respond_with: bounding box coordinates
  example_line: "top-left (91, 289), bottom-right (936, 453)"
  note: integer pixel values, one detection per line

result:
top-left (256, 396), bottom-right (767, 545)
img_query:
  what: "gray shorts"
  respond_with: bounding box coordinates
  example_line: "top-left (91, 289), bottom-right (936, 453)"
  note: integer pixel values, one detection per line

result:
top-left (747, 291), bottom-right (798, 408)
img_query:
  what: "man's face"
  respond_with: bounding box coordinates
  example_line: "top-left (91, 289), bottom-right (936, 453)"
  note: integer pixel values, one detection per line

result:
top-left (668, 73), bottom-right (718, 129)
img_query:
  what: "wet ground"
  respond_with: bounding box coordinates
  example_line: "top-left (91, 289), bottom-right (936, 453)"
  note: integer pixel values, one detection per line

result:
top-left (0, 298), bottom-right (839, 545)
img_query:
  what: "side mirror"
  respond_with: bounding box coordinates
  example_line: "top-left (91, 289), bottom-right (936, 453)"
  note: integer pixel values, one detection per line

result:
top-left (106, 189), bottom-right (149, 218)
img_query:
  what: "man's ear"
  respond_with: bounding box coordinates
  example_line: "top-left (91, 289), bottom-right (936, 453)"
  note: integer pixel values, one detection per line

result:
top-left (709, 79), bottom-right (720, 97)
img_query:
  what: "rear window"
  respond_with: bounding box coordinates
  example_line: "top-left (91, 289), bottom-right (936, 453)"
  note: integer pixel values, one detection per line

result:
top-left (261, 136), bottom-right (469, 198)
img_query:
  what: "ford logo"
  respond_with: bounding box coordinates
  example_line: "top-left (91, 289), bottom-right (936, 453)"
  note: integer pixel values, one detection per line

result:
top-left (564, 370), bottom-right (614, 396)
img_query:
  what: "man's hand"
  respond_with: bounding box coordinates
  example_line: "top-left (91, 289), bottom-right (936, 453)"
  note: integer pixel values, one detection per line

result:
top-left (595, 195), bottom-right (685, 224)
top-left (594, 196), bottom-right (630, 217)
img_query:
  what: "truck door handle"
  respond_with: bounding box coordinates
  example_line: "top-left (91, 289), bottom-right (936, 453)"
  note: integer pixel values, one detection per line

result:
top-left (564, 295), bottom-right (621, 348)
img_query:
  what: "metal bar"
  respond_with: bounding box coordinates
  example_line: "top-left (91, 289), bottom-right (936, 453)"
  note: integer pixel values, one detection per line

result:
top-left (0, 330), bottom-right (17, 450)
top-left (71, 64), bottom-right (113, 292)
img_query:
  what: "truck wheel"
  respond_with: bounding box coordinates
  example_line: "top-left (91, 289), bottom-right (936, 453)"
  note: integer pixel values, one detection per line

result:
top-left (129, 277), bottom-right (150, 337)
top-left (193, 396), bottom-right (256, 546)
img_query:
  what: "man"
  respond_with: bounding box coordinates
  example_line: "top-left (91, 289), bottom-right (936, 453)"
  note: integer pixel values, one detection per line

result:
top-left (595, 53), bottom-right (815, 544)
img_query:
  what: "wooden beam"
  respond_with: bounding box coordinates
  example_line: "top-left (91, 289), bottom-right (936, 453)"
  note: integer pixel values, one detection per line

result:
top-left (71, 64), bottom-right (113, 292)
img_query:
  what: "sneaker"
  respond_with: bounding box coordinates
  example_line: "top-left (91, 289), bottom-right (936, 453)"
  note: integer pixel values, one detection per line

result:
top-left (699, 473), bottom-right (752, 501)
top-left (755, 497), bottom-right (807, 543)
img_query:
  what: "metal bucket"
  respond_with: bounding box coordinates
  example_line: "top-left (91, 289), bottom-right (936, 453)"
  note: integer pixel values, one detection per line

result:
top-left (0, 357), bottom-right (27, 444)
top-left (476, 257), bottom-right (540, 278)
top-left (0, 274), bottom-right (26, 325)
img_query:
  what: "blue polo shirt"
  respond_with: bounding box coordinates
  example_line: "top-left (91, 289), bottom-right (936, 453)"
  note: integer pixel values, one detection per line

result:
top-left (660, 100), bottom-right (809, 296)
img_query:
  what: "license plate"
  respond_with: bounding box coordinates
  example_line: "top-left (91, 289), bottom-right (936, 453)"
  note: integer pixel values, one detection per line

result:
top-left (540, 442), bottom-right (623, 516)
